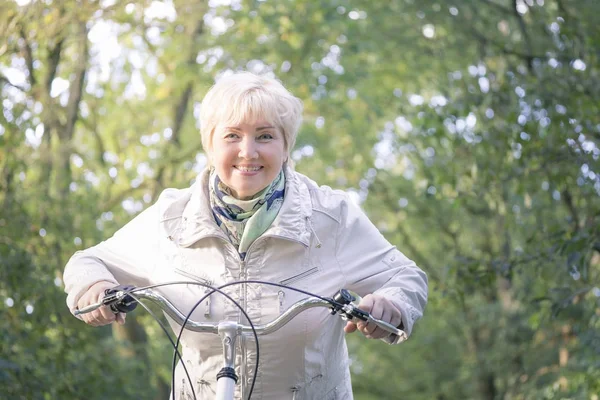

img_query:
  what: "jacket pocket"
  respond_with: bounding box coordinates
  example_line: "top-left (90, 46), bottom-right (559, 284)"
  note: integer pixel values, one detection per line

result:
top-left (174, 267), bottom-right (214, 317)
top-left (279, 266), bottom-right (319, 286)
top-left (174, 267), bottom-right (213, 285)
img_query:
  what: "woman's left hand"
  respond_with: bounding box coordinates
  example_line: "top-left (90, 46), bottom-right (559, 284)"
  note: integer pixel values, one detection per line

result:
top-left (343, 294), bottom-right (402, 339)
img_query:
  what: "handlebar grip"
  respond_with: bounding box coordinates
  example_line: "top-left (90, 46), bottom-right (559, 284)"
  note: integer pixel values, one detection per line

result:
top-left (104, 285), bottom-right (138, 313)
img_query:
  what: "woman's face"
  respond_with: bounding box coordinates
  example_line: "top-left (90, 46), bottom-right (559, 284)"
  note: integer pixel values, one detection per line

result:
top-left (210, 119), bottom-right (286, 199)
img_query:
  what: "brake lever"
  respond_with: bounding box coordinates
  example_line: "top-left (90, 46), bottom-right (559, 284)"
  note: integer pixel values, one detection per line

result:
top-left (74, 302), bottom-right (102, 316)
top-left (74, 285), bottom-right (138, 316)
top-left (104, 285), bottom-right (138, 313)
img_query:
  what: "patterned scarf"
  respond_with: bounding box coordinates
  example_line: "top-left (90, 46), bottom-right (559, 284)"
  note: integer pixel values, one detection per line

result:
top-left (209, 169), bottom-right (285, 259)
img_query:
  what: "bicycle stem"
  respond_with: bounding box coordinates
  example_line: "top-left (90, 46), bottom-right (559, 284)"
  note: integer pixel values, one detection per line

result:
top-left (216, 321), bottom-right (240, 400)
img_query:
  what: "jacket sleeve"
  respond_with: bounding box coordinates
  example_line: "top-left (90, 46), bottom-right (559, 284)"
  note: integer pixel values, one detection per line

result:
top-left (336, 196), bottom-right (428, 341)
top-left (63, 202), bottom-right (162, 314)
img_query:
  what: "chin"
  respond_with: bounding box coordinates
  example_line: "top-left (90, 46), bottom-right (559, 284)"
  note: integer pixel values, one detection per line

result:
top-left (232, 187), bottom-right (257, 199)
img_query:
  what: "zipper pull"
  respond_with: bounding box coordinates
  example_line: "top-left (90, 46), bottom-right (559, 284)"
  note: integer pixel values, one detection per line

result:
top-left (240, 259), bottom-right (247, 281)
top-left (278, 290), bottom-right (285, 314)
top-left (305, 216), bottom-right (322, 248)
top-left (204, 287), bottom-right (211, 317)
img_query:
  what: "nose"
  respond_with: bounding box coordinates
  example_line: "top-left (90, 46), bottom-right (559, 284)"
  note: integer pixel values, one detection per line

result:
top-left (238, 138), bottom-right (258, 159)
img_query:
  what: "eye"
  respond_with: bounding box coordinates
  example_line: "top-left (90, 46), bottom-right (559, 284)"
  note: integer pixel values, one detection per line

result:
top-left (257, 132), bottom-right (274, 140)
top-left (224, 132), bottom-right (240, 139)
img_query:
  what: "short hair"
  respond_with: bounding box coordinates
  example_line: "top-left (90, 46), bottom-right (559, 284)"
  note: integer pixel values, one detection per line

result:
top-left (199, 72), bottom-right (304, 166)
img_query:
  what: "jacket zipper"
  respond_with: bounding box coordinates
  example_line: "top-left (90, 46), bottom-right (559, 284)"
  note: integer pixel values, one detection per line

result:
top-left (238, 233), bottom-right (314, 397)
top-left (240, 257), bottom-right (248, 400)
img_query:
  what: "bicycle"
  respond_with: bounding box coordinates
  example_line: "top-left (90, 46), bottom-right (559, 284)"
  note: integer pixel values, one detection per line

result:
top-left (75, 280), bottom-right (408, 400)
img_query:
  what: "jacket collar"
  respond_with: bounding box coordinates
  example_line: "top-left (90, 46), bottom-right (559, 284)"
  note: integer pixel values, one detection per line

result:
top-left (160, 165), bottom-right (313, 248)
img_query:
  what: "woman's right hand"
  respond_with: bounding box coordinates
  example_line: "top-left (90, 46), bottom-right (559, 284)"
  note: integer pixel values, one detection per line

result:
top-left (77, 281), bottom-right (126, 327)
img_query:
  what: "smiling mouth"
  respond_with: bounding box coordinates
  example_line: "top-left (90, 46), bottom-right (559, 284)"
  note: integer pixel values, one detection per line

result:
top-left (235, 166), bottom-right (263, 172)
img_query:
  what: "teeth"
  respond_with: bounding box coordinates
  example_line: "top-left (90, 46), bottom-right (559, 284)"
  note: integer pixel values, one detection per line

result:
top-left (236, 166), bottom-right (261, 172)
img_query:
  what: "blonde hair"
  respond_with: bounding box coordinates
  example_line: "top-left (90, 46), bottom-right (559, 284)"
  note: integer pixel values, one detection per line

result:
top-left (199, 72), bottom-right (304, 166)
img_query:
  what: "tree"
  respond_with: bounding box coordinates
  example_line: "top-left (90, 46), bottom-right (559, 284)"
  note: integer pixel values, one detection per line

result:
top-left (1, 0), bottom-right (598, 398)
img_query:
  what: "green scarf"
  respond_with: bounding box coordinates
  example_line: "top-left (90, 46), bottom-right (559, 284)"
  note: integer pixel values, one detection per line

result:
top-left (209, 169), bottom-right (285, 259)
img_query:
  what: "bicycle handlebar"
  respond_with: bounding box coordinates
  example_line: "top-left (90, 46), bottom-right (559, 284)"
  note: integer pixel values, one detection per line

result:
top-left (75, 283), bottom-right (408, 344)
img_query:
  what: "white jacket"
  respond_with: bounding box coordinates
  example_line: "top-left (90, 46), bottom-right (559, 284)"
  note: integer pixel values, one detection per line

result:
top-left (64, 167), bottom-right (428, 400)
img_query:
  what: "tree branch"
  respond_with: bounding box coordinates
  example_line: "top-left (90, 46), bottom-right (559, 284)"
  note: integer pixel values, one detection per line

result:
top-left (0, 74), bottom-right (27, 92)
top-left (511, 0), bottom-right (534, 72)
top-left (484, 0), bottom-right (514, 15)
top-left (556, 0), bottom-right (587, 59)
top-left (140, 25), bottom-right (173, 74)
top-left (45, 38), bottom-right (64, 95)
top-left (561, 189), bottom-right (580, 233)
top-left (171, 84), bottom-right (193, 146)
top-left (155, 19), bottom-right (206, 187)
top-left (102, 181), bottom-right (152, 211)
top-left (467, 23), bottom-right (574, 64)
top-left (63, 21), bottom-right (89, 141)
top-left (19, 26), bottom-right (36, 87)
top-left (170, 19), bottom-right (205, 146)
top-left (78, 113), bottom-right (107, 168)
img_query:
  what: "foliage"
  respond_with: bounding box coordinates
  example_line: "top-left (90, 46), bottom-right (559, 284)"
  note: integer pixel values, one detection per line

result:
top-left (1, 0), bottom-right (598, 399)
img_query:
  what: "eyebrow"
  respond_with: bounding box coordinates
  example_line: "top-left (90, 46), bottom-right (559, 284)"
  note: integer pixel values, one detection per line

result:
top-left (225, 125), bottom-right (275, 131)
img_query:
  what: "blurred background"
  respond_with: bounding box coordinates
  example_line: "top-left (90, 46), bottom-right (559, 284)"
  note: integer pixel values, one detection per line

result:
top-left (1, 0), bottom-right (599, 399)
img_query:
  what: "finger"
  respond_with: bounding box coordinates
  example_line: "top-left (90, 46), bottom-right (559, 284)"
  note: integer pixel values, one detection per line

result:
top-left (390, 309), bottom-right (403, 330)
top-left (356, 295), bottom-right (382, 335)
top-left (357, 320), bottom-right (367, 332)
top-left (370, 298), bottom-right (384, 320)
top-left (89, 308), bottom-right (115, 327)
top-left (362, 299), bottom-right (384, 336)
top-left (369, 308), bottom-right (390, 339)
top-left (86, 312), bottom-right (102, 327)
top-left (94, 288), bottom-right (117, 322)
top-left (98, 304), bottom-right (116, 322)
top-left (116, 313), bottom-right (126, 325)
top-left (77, 293), bottom-right (93, 312)
top-left (357, 295), bottom-right (375, 312)
top-left (81, 311), bottom-right (98, 326)
top-left (90, 310), bottom-right (106, 326)
top-left (361, 301), bottom-right (387, 338)
top-left (362, 321), bottom-right (376, 336)
top-left (344, 321), bottom-right (358, 333)
top-left (360, 318), bottom-right (378, 336)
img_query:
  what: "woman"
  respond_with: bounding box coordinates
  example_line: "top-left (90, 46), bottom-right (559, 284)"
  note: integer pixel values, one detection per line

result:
top-left (63, 72), bottom-right (428, 399)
